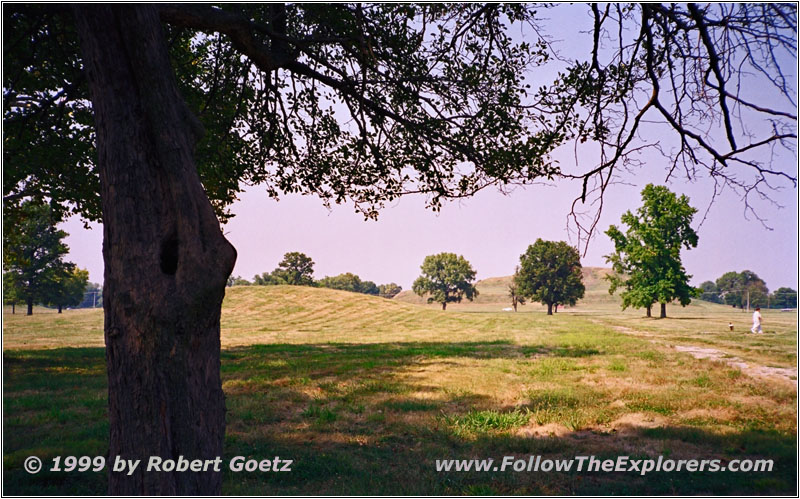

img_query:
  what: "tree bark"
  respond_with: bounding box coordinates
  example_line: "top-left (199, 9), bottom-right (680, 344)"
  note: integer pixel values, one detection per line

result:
top-left (646, 304), bottom-right (652, 318)
top-left (547, 303), bottom-right (553, 315)
top-left (660, 302), bottom-right (667, 318)
top-left (11, 302), bottom-right (15, 314)
top-left (74, 5), bottom-right (236, 495)
top-left (26, 298), bottom-right (33, 316)
top-left (58, 304), bottom-right (63, 313)
top-left (442, 302), bottom-right (447, 310)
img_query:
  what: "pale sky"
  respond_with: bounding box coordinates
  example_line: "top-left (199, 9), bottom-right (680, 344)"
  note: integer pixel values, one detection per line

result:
top-left (59, 5), bottom-right (798, 293)
top-left (62, 164), bottom-right (798, 292)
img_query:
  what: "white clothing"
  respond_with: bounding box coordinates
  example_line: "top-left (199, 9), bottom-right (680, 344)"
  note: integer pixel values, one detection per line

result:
top-left (751, 311), bottom-right (763, 333)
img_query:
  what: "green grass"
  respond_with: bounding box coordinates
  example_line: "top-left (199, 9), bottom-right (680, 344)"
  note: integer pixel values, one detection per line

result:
top-left (301, 402), bottom-right (338, 424)
top-left (3, 284), bottom-right (797, 495)
top-left (443, 409), bottom-right (531, 436)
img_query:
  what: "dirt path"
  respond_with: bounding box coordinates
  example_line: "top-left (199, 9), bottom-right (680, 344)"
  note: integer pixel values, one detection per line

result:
top-left (609, 325), bottom-right (798, 385)
top-left (672, 345), bottom-right (797, 382)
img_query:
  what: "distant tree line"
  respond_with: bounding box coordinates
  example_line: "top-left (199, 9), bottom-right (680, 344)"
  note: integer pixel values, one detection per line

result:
top-left (226, 252), bottom-right (403, 298)
top-left (698, 271), bottom-right (796, 309)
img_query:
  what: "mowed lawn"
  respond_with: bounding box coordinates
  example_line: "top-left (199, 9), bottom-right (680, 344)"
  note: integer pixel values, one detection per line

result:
top-left (3, 286), bottom-right (797, 495)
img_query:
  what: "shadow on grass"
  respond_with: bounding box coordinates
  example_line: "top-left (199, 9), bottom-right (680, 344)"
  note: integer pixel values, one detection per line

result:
top-left (3, 345), bottom-right (797, 495)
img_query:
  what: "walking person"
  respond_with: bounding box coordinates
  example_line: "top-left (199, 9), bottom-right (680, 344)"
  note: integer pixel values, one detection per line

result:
top-left (750, 307), bottom-right (763, 334)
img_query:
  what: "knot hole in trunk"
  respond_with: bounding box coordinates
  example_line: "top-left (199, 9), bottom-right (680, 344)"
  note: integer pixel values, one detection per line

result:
top-left (160, 234), bottom-right (179, 275)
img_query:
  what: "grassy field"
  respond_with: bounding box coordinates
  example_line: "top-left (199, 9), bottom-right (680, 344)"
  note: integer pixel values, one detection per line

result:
top-left (3, 283), bottom-right (797, 495)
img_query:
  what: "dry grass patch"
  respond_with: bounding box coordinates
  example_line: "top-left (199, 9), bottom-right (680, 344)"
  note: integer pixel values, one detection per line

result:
top-left (4, 286), bottom-right (796, 495)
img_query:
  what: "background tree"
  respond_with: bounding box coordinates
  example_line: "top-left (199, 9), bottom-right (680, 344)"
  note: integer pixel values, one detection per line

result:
top-left (77, 282), bottom-right (103, 308)
top-left (45, 266), bottom-right (89, 313)
top-left (716, 271), bottom-right (743, 307)
top-left (252, 252), bottom-right (316, 286)
top-left (3, 272), bottom-right (21, 314)
top-left (252, 272), bottom-right (280, 286)
top-left (716, 270), bottom-right (769, 309)
top-left (314, 273), bottom-right (382, 295)
top-left (412, 253), bottom-right (478, 310)
top-left (378, 283), bottom-right (403, 299)
top-left (698, 281), bottom-right (721, 304)
top-left (360, 280), bottom-right (380, 296)
top-left (606, 185), bottom-right (699, 318)
top-left (2, 201), bottom-right (71, 315)
top-left (226, 275), bottom-right (252, 287)
top-left (318, 272), bottom-right (363, 293)
top-left (508, 267), bottom-right (526, 312)
top-left (771, 287), bottom-right (797, 309)
top-left (271, 252), bottom-right (315, 286)
top-left (515, 240), bottom-right (584, 315)
top-left (4, 4), bottom-right (795, 494)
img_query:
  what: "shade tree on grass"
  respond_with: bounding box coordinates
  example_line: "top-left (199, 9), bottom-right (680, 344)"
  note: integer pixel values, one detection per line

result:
top-left (3, 272), bottom-right (22, 314)
top-left (606, 185), bottom-right (699, 318)
top-left (412, 253), bottom-right (478, 310)
top-left (4, 3), bottom-right (795, 494)
top-left (515, 240), bottom-right (585, 315)
top-left (44, 266), bottom-right (90, 313)
top-left (2, 201), bottom-right (81, 315)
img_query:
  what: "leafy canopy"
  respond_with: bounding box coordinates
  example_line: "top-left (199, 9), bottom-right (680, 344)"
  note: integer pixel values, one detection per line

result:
top-left (515, 239), bottom-right (584, 314)
top-left (7, 4), bottom-right (793, 232)
top-left (412, 253), bottom-right (478, 309)
top-left (4, 4), bottom-right (561, 224)
top-left (45, 266), bottom-right (89, 310)
top-left (605, 184), bottom-right (698, 314)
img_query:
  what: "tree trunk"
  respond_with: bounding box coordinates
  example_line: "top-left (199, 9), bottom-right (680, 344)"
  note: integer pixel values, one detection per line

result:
top-left (74, 5), bottom-right (236, 495)
top-left (547, 303), bottom-right (553, 315)
top-left (512, 302), bottom-right (517, 312)
top-left (11, 302), bottom-right (15, 314)
top-left (26, 298), bottom-right (33, 316)
top-left (554, 304), bottom-right (558, 313)
top-left (660, 303), bottom-right (667, 318)
top-left (58, 304), bottom-right (63, 313)
top-left (646, 304), bottom-right (651, 318)
top-left (442, 302), bottom-right (447, 310)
